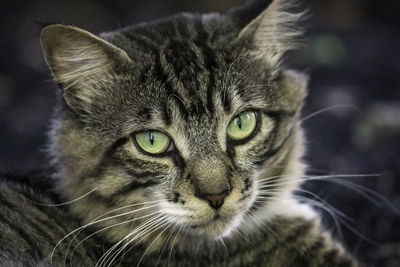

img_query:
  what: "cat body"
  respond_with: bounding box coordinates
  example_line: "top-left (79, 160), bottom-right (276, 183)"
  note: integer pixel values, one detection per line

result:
top-left (0, 0), bottom-right (358, 266)
top-left (0, 173), bottom-right (101, 266)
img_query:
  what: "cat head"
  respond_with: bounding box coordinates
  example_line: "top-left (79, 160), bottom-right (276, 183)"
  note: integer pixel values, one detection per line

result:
top-left (41, 0), bottom-right (308, 244)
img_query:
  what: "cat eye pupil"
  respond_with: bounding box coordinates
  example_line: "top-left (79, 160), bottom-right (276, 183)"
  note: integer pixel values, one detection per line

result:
top-left (236, 117), bottom-right (242, 129)
top-left (149, 132), bottom-right (154, 145)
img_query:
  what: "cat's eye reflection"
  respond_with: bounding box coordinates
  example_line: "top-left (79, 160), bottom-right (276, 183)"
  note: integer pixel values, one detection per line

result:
top-left (134, 131), bottom-right (172, 154)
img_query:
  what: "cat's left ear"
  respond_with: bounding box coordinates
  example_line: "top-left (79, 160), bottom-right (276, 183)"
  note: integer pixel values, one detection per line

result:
top-left (232, 0), bottom-right (304, 68)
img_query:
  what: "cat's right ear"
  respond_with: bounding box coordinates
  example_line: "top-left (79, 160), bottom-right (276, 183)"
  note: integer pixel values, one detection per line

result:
top-left (40, 24), bottom-right (131, 111)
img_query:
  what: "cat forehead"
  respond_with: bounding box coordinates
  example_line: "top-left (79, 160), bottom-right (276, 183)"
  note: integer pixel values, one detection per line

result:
top-left (103, 15), bottom-right (240, 84)
top-left (105, 13), bottom-right (236, 57)
top-left (112, 58), bottom-right (269, 123)
top-left (100, 20), bottom-right (261, 118)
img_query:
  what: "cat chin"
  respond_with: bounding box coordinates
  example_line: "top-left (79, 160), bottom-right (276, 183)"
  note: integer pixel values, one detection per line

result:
top-left (187, 213), bottom-right (244, 239)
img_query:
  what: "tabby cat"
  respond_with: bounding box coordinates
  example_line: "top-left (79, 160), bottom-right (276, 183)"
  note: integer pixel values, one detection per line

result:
top-left (0, 0), bottom-right (359, 266)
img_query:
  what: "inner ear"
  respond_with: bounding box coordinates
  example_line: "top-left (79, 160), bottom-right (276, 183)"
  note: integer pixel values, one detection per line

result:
top-left (40, 24), bottom-right (132, 110)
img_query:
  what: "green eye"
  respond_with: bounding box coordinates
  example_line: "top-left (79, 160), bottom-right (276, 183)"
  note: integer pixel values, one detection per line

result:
top-left (134, 131), bottom-right (171, 154)
top-left (227, 111), bottom-right (257, 141)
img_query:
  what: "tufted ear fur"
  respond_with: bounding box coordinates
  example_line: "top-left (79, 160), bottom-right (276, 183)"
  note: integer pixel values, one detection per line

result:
top-left (40, 24), bottom-right (131, 112)
top-left (234, 0), bottom-right (305, 68)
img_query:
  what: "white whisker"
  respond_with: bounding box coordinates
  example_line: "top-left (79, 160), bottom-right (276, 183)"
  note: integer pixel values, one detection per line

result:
top-left (105, 214), bottom-right (172, 266)
top-left (62, 203), bottom-right (161, 263)
top-left (168, 223), bottom-right (185, 267)
top-left (294, 188), bottom-right (350, 221)
top-left (304, 175), bottom-right (398, 213)
top-left (246, 210), bottom-right (277, 238)
top-left (22, 187), bottom-right (98, 207)
top-left (52, 200), bottom-right (165, 263)
top-left (294, 194), bottom-right (345, 243)
top-left (300, 104), bottom-right (361, 123)
top-left (69, 210), bottom-right (163, 265)
top-left (136, 221), bottom-right (171, 267)
top-left (97, 215), bottom-right (166, 267)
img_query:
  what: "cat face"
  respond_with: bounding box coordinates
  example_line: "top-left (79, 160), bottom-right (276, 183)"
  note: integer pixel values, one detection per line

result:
top-left (42, 0), bottom-right (307, 244)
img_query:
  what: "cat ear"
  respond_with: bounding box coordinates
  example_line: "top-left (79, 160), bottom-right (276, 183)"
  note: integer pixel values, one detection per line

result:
top-left (40, 24), bottom-right (131, 111)
top-left (233, 0), bottom-right (304, 68)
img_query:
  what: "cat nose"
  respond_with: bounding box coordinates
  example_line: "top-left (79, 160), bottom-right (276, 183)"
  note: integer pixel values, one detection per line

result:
top-left (197, 187), bottom-right (231, 209)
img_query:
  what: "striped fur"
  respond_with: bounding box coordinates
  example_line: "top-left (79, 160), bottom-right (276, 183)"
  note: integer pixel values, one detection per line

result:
top-left (1, 0), bottom-right (359, 266)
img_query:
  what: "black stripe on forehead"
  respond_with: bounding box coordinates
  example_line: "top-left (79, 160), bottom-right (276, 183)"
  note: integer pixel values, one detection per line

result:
top-left (138, 107), bottom-right (152, 121)
top-left (123, 24), bottom-right (207, 123)
top-left (123, 29), bottom-right (188, 122)
top-left (162, 19), bottom-right (217, 118)
top-left (194, 18), bottom-right (218, 115)
top-left (163, 93), bottom-right (189, 125)
top-left (220, 88), bottom-right (232, 112)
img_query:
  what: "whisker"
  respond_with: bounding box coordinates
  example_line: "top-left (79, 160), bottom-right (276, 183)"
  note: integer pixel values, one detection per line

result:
top-left (22, 187), bottom-right (98, 207)
top-left (105, 221), bottom-right (167, 267)
top-left (258, 174), bottom-right (379, 189)
top-left (69, 210), bottom-right (163, 265)
top-left (194, 236), bottom-right (202, 257)
top-left (105, 215), bottom-right (172, 266)
top-left (52, 200), bottom-right (164, 263)
top-left (98, 217), bottom-right (165, 267)
top-left (258, 181), bottom-right (291, 189)
top-left (257, 174), bottom-right (290, 182)
top-left (97, 215), bottom-right (166, 267)
top-left (298, 194), bottom-right (376, 245)
top-left (300, 104), bottom-right (361, 123)
top-left (216, 236), bottom-right (228, 254)
top-left (246, 210), bottom-right (277, 238)
top-left (168, 223), bottom-right (185, 267)
top-left (235, 228), bottom-right (251, 244)
top-left (294, 194), bottom-right (345, 243)
top-left (63, 203), bottom-right (161, 263)
top-left (294, 188), bottom-right (351, 221)
top-left (304, 175), bottom-right (398, 214)
top-left (258, 173), bottom-right (379, 191)
top-left (257, 174), bottom-right (384, 245)
top-left (257, 173), bottom-right (395, 214)
top-left (136, 221), bottom-right (171, 267)
top-left (304, 174), bottom-right (379, 179)
top-left (157, 222), bottom-right (179, 264)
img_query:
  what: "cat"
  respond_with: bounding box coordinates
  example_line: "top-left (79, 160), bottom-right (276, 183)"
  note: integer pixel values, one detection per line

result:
top-left (0, 0), bottom-right (360, 266)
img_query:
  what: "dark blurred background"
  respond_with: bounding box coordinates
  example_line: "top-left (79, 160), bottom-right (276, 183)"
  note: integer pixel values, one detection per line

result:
top-left (0, 0), bottom-right (399, 266)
